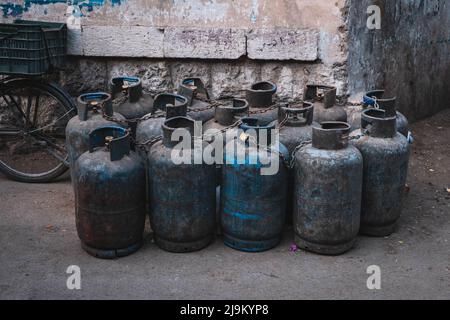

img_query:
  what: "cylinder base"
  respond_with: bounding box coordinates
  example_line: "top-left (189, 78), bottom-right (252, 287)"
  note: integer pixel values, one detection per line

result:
top-left (81, 240), bottom-right (142, 259)
top-left (295, 235), bottom-right (356, 256)
top-left (223, 233), bottom-right (280, 252)
top-left (360, 222), bottom-right (397, 237)
top-left (155, 235), bottom-right (213, 253)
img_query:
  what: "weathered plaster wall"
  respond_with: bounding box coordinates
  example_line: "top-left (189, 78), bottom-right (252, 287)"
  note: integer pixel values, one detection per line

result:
top-left (348, 0), bottom-right (450, 121)
top-left (0, 0), bottom-right (349, 102)
top-left (3, 1), bottom-right (448, 120)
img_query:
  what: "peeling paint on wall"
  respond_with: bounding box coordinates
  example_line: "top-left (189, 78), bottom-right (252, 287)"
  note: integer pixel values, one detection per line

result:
top-left (250, 0), bottom-right (259, 23)
top-left (0, 0), bottom-right (124, 17)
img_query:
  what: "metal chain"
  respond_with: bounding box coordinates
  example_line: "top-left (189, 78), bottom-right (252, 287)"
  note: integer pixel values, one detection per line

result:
top-left (287, 140), bottom-right (312, 169)
top-left (188, 97), bottom-right (225, 113)
top-left (134, 134), bottom-right (163, 153)
top-left (197, 119), bottom-right (243, 141)
top-left (347, 134), bottom-right (363, 141)
top-left (111, 93), bottom-right (128, 106)
top-left (287, 133), bottom-right (364, 170)
top-left (101, 104), bottom-right (166, 126)
top-left (248, 102), bottom-right (279, 115)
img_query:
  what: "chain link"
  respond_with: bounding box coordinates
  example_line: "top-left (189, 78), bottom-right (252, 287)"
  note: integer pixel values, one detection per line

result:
top-left (102, 104), bottom-right (166, 126)
top-left (287, 140), bottom-right (312, 169)
top-left (134, 134), bottom-right (163, 153)
top-left (111, 93), bottom-right (128, 107)
top-left (248, 103), bottom-right (279, 115)
top-left (188, 96), bottom-right (225, 113)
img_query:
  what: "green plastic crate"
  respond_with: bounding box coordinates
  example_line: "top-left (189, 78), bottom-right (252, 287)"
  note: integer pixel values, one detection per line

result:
top-left (0, 20), bottom-right (67, 76)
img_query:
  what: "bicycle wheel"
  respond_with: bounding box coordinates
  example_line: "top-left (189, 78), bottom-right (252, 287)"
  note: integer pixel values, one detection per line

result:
top-left (0, 77), bottom-right (76, 183)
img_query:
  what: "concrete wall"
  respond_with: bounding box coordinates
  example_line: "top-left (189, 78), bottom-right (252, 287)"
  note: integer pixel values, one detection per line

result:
top-left (348, 0), bottom-right (450, 121)
top-left (0, 0), bottom-right (349, 103)
top-left (1, 1), bottom-right (449, 120)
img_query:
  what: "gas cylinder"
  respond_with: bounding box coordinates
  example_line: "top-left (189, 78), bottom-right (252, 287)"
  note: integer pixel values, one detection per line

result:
top-left (348, 90), bottom-right (409, 137)
top-left (203, 98), bottom-right (249, 186)
top-left (278, 101), bottom-right (314, 153)
top-left (220, 117), bottom-right (289, 252)
top-left (135, 93), bottom-right (188, 147)
top-left (246, 81), bottom-right (279, 125)
top-left (178, 77), bottom-right (215, 123)
top-left (66, 92), bottom-right (126, 182)
top-left (278, 101), bottom-right (314, 222)
top-left (148, 117), bottom-right (216, 252)
top-left (203, 98), bottom-right (249, 143)
top-left (110, 76), bottom-right (154, 120)
top-left (305, 85), bottom-right (347, 124)
top-left (294, 122), bottom-right (362, 255)
top-left (74, 126), bottom-right (146, 258)
top-left (350, 109), bottom-right (410, 236)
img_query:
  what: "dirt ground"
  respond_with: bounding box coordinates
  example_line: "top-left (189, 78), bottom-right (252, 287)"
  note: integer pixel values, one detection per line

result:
top-left (0, 109), bottom-right (449, 300)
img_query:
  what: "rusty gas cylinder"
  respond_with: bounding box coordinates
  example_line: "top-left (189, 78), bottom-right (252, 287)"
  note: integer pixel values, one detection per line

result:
top-left (278, 101), bottom-right (314, 222)
top-left (246, 81), bottom-right (279, 125)
top-left (178, 77), bottom-right (215, 123)
top-left (294, 122), bottom-right (363, 255)
top-left (110, 76), bottom-right (154, 120)
top-left (203, 98), bottom-right (249, 138)
top-left (349, 90), bottom-right (409, 137)
top-left (148, 117), bottom-right (216, 252)
top-left (220, 117), bottom-right (289, 252)
top-left (135, 93), bottom-right (188, 148)
top-left (350, 109), bottom-right (410, 236)
top-left (305, 85), bottom-right (347, 124)
top-left (203, 98), bottom-right (249, 186)
top-left (66, 92), bottom-right (126, 184)
top-left (74, 126), bottom-right (146, 259)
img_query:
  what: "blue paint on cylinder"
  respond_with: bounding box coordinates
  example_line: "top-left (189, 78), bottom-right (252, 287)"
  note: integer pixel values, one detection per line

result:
top-left (220, 118), bottom-right (288, 252)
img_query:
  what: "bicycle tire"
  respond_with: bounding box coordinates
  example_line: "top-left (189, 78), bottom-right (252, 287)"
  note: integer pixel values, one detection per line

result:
top-left (0, 78), bottom-right (76, 183)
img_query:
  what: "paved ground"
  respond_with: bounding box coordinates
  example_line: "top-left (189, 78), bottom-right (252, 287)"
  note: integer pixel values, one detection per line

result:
top-left (0, 109), bottom-right (449, 300)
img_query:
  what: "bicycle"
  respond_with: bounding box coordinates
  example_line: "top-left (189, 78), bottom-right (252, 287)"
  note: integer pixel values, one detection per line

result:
top-left (0, 20), bottom-right (76, 183)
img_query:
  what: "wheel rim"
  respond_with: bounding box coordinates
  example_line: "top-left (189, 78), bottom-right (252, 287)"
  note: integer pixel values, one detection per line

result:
top-left (0, 80), bottom-right (74, 179)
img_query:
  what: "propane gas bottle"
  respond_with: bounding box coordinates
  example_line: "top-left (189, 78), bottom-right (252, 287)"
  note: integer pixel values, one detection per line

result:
top-left (203, 98), bottom-right (249, 141)
top-left (66, 92), bottom-right (126, 183)
top-left (305, 85), bottom-right (347, 124)
top-left (178, 78), bottom-right (215, 123)
top-left (348, 90), bottom-right (409, 137)
top-left (203, 98), bottom-right (249, 186)
top-left (148, 117), bottom-right (216, 252)
top-left (278, 101), bottom-right (314, 154)
top-left (350, 109), bottom-right (410, 237)
top-left (278, 101), bottom-right (314, 222)
top-left (110, 76), bottom-right (154, 120)
top-left (220, 117), bottom-right (289, 252)
top-left (135, 93), bottom-right (188, 149)
top-left (294, 122), bottom-right (363, 255)
top-left (74, 126), bottom-right (146, 259)
top-left (246, 81), bottom-right (279, 126)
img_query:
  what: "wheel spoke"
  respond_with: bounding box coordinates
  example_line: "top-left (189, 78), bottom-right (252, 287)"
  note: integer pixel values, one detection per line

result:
top-left (0, 78), bottom-right (72, 182)
top-left (26, 94), bottom-right (33, 128)
top-left (28, 134), bottom-right (68, 166)
top-left (33, 94), bottom-right (40, 128)
top-left (2, 94), bottom-right (26, 121)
